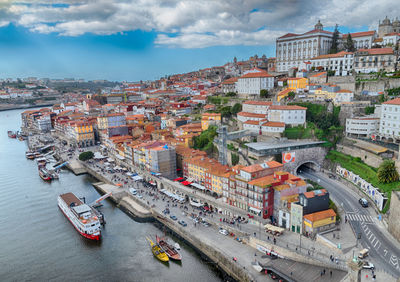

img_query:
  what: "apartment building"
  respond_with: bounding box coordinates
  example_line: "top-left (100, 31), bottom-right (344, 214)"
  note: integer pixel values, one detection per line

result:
top-left (309, 51), bottom-right (354, 76)
top-left (354, 48), bottom-right (396, 73)
top-left (236, 68), bottom-right (274, 97)
top-left (268, 105), bottom-right (307, 126)
top-left (346, 116), bottom-right (380, 138)
top-left (378, 98), bottom-right (400, 142)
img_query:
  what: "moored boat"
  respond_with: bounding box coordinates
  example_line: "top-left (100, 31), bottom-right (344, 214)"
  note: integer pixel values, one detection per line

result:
top-left (39, 167), bottom-right (52, 181)
top-left (26, 151), bottom-right (35, 159)
top-left (147, 237), bottom-right (169, 262)
top-left (7, 131), bottom-right (16, 138)
top-left (156, 235), bottom-right (182, 261)
top-left (58, 192), bottom-right (101, 241)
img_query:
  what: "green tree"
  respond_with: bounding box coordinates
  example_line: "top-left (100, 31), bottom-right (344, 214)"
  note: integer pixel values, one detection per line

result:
top-left (377, 160), bottom-right (399, 183)
top-left (327, 70), bottom-right (336, 76)
top-left (365, 106), bottom-right (375, 115)
top-left (260, 89), bottom-right (269, 98)
top-left (78, 151), bottom-right (94, 161)
top-left (329, 24), bottom-right (340, 54)
top-left (231, 153), bottom-right (239, 166)
top-left (288, 91), bottom-right (295, 99)
top-left (226, 92), bottom-right (237, 97)
top-left (344, 33), bottom-right (355, 52)
top-left (220, 106), bottom-right (232, 118)
top-left (231, 103), bottom-right (242, 115)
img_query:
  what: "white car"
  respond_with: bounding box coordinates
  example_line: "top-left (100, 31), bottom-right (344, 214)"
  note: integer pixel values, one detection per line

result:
top-left (136, 194), bottom-right (143, 199)
top-left (129, 188), bottom-right (137, 195)
top-left (219, 229), bottom-right (228, 236)
top-left (362, 262), bottom-right (375, 270)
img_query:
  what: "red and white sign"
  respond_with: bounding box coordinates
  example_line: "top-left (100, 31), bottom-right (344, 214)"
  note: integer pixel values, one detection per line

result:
top-left (282, 152), bottom-right (295, 163)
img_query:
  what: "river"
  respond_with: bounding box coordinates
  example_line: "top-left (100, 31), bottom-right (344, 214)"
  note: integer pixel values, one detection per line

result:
top-left (0, 108), bottom-right (222, 282)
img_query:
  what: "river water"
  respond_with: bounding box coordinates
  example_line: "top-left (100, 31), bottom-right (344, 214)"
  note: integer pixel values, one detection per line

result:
top-left (0, 108), bottom-right (222, 282)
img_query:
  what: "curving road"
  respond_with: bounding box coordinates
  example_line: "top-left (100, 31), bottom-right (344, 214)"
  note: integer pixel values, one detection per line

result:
top-left (299, 169), bottom-right (400, 279)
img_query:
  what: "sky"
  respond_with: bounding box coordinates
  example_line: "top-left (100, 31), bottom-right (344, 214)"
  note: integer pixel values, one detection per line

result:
top-left (0, 0), bottom-right (398, 81)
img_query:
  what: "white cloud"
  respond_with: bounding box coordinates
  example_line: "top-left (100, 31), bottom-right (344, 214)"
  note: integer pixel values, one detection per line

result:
top-left (0, 0), bottom-right (399, 48)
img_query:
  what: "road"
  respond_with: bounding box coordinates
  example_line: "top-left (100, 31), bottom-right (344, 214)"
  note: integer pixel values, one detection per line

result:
top-left (300, 169), bottom-right (400, 278)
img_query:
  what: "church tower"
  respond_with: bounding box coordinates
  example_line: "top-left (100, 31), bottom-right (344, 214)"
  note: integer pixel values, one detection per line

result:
top-left (315, 20), bottom-right (323, 31)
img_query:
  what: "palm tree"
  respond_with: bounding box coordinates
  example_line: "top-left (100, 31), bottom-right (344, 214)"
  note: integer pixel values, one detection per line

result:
top-left (377, 160), bottom-right (399, 183)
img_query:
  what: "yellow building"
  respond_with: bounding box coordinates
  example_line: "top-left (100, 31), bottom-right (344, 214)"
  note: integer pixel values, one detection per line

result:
top-left (303, 209), bottom-right (336, 235)
top-left (201, 113), bottom-right (221, 130)
top-left (277, 88), bottom-right (292, 102)
top-left (287, 77), bottom-right (308, 90)
top-left (70, 121), bottom-right (95, 147)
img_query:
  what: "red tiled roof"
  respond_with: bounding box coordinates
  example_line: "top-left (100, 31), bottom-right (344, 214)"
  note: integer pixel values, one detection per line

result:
top-left (269, 105), bottom-right (307, 110)
top-left (240, 71), bottom-right (273, 78)
top-left (222, 77), bottom-right (238, 84)
top-left (357, 48), bottom-right (394, 55)
top-left (244, 120), bottom-right (260, 125)
top-left (304, 209), bottom-right (336, 222)
top-left (262, 121), bottom-right (285, 127)
top-left (311, 51), bottom-right (353, 60)
top-left (342, 31), bottom-right (375, 38)
top-left (243, 101), bottom-right (273, 106)
top-left (237, 112), bottom-right (266, 118)
top-left (383, 98), bottom-right (400, 105)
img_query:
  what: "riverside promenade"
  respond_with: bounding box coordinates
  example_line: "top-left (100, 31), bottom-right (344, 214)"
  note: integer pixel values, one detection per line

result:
top-left (47, 139), bottom-right (349, 281)
top-left (78, 158), bottom-right (348, 282)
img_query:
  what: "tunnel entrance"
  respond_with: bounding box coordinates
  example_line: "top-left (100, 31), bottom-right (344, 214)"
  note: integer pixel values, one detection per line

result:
top-left (296, 161), bottom-right (320, 175)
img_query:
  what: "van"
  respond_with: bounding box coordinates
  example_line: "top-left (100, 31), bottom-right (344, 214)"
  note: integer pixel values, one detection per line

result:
top-left (358, 248), bottom-right (369, 259)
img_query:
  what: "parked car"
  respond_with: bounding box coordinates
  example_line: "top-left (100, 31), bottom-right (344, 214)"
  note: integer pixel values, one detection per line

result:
top-left (219, 229), bottom-right (228, 236)
top-left (359, 198), bottom-right (369, 208)
top-left (362, 261), bottom-right (375, 270)
top-left (202, 221), bottom-right (210, 227)
top-left (170, 215), bottom-right (178, 220)
top-left (129, 188), bottom-right (137, 195)
top-left (178, 220), bottom-right (187, 227)
top-left (136, 194), bottom-right (143, 199)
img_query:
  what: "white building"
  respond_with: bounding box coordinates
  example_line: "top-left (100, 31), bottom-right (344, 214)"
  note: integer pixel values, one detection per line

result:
top-left (243, 120), bottom-right (261, 133)
top-left (276, 21), bottom-right (334, 72)
top-left (346, 116), bottom-right (379, 138)
top-left (35, 115), bottom-right (53, 132)
top-left (235, 68), bottom-right (274, 97)
top-left (354, 48), bottom-right (396, 73)
top-left (379, 98), bottom-right (400, 142)
top-left (383, 33), bottom-right (400, 47)
top-left (342, 31), bottom-right (376, 49)
top-left (268, 105), bottom-right (307, 126)
top-left (242, 101), bottom-right (272, 114)
top-left (309, 51), bottom-right (354, 76)
top-left (237, 112), bottom-right (267, 123)
top-left (261, 122), bottom-right (285, 134)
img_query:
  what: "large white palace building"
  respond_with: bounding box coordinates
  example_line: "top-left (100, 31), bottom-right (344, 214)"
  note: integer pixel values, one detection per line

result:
top-left (276, 21), bottom-right (334, 72)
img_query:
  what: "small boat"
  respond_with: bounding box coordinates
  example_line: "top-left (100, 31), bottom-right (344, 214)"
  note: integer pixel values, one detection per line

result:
top-left (7, 131), bottom-right (16, 138)
top-left (36, 157), bottom-right (47, 166)
top-left (26, 151), bottom-right (35, 159)
top-left (39, 167), bottom-right (52, 181)
top-left (34, 152), bottom-right (43, 158)
top-left (146, 237), bottom-right (169, 262)
top-left (174, 243), bottom-right (181, 250)
top-left (156, 235), bottom-right (182, 261)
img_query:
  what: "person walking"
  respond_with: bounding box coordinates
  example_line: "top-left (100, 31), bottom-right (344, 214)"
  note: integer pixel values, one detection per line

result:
top-left (330, 270), bottom-right (332, 277)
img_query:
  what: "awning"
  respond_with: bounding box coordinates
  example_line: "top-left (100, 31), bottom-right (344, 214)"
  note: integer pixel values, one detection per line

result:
top-left (174, 177), bottom-right (184, 182)
top-left (181, 181), bottom-right (192, 186)
top-left (104, 162), bottom-right (111, 166)
top-left (150, 171), bottom-right (161, 176)
top-left (126, 172), bottom-right (133, 176)
top-left (249, 206), bottom-right (261, 214)
top-left (107, 158), bottom-right (114, 162)
top-left (252, 263), bottom-right (263, 272)
top-left (191, 183), bottom-right (205, 190)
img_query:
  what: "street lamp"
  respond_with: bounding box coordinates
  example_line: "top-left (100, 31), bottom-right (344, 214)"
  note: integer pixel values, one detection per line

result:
top-left (299, 233), bottom-right (302, 252)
